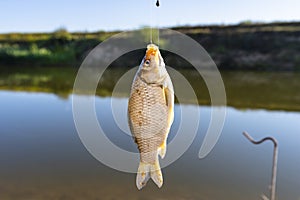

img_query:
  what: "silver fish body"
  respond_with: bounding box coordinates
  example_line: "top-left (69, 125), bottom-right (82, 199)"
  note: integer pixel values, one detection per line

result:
top-left (128, 44), bottom-right (174, 189)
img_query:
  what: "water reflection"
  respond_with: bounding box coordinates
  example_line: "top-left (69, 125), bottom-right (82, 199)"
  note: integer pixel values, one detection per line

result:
top-left (0, 91), bottom-right (300, 199)
top-left (1, 67), bottom-right (300, 111)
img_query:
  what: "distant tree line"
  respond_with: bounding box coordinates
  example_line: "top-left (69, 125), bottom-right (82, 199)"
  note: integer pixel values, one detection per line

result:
top-left (0, 22), bottom-right (300, 71)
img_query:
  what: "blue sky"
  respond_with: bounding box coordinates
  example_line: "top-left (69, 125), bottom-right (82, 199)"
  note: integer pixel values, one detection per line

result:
top-left (1, 0), bottom-right (300, 33)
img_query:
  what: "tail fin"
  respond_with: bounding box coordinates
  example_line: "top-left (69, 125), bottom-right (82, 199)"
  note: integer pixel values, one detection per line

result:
top-left (136, 161), bottom-right (163, 190)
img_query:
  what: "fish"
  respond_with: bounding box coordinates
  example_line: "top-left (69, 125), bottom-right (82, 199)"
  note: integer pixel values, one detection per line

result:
top-left (128, 44), bottom-right (174, 189)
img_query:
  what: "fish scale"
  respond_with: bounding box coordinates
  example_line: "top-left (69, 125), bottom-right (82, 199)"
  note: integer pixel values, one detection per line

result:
top-left (128, 76), bottom-right (168, 163)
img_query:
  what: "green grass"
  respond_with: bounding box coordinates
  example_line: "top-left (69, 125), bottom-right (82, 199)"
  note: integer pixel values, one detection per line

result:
top-left (1, 22), bottom-right (300, 70)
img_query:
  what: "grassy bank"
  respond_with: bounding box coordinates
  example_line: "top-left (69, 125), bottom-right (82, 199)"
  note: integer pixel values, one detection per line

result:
top-left (0, 29), bottom-right (116, 67)
top-left (1, 22), bottom-right (300, 70)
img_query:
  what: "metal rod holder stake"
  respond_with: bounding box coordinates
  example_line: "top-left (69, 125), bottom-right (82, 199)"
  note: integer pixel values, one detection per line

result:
top-left (243, 132), bottom-right (278, 200)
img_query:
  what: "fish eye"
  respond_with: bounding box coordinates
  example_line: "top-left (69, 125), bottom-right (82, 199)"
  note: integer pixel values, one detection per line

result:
top-left (144, 60), bottom-right (150, 66)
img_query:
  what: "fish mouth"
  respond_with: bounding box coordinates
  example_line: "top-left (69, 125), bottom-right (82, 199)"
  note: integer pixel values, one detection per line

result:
top-left (145, 44), bottom-right (159, 63)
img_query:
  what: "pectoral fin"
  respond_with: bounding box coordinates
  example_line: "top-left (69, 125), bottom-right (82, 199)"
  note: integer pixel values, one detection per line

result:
top-left (163, 86), bottom-right (174, 127)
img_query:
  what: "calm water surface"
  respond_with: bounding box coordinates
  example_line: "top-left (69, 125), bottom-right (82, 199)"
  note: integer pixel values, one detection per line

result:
top-left (0, 90), bottom-right (300, 200)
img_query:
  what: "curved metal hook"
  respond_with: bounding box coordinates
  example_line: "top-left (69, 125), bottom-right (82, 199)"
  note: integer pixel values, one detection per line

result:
top-left (243, 132), bottom-right (278, 147)
top-left (243, 132), bottom-right (278, 200)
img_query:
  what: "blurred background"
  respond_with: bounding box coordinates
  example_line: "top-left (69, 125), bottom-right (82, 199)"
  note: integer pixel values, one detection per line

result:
top-left (0, 0), bottom-right (300, 200)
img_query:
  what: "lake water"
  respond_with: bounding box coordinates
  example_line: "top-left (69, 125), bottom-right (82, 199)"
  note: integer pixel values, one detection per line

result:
top-left (1, 80), bottom-right (300, 200)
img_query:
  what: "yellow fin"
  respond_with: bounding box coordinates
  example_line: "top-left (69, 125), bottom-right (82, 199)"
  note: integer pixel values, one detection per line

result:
top-left (158, 141), bottom-right (167, 159)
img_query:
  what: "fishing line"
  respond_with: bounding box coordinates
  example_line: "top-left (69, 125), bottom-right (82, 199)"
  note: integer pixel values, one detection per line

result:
top-left (150, 0), bottom-right (153, 43)
top-left (157, 15), bottom-right (160, 47)
top-left (154, 0), bottom-right (160, 46)
top-left (150, 0), bottom-right (160, 45)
